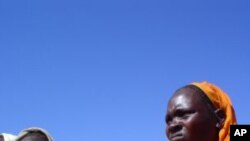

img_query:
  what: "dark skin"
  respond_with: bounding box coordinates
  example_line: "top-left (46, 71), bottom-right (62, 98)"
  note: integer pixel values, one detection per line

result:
top-left (165, 86), bottom-right (225, 141)
top-left (18, 132), bottom-right (48, 141)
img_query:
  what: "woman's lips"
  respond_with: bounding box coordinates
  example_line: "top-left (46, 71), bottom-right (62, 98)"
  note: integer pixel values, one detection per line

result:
top-left (170, 134), bottom-right (183, 141)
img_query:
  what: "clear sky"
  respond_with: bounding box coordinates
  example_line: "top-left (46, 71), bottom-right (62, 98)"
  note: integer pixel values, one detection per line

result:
top-left (0, 0), bottom-right (249, 141)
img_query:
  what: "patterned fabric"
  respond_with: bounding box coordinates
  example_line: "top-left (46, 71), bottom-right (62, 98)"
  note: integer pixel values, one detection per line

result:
top-left (0, 133), bottom-right (17, 141)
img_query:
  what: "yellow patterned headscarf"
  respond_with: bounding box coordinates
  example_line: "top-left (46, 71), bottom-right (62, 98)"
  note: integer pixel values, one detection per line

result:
top-left (191, 81), bottom-right (237, 141)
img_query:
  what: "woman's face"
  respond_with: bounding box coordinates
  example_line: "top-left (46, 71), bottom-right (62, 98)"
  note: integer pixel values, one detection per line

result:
top-left (166, 88), bottom-right (218, 141)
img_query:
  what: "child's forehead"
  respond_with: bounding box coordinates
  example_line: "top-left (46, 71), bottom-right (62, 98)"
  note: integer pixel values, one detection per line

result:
top-left (19, 132), bottom-right (48, 141)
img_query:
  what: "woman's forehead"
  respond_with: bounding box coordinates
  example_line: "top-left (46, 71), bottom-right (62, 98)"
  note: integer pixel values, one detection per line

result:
top-left (169, 93), bottom-right (194, 107)
top-left (168, 89), bottom-right (203, 111)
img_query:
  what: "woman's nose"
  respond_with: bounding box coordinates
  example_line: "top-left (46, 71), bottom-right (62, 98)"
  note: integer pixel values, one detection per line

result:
top-left (167, 119), bottom-right (182, 134)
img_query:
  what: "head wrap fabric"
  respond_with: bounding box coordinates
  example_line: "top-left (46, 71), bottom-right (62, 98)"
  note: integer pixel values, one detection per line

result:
top-left (0, 133), bottom-right (17, 141)
top-left (191, 81), bottom-right (237, 141)
top-left (16, 127), bottom-right (53, 141)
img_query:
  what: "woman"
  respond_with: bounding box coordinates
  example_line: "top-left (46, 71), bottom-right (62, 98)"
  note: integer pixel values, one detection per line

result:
top-left (165, 81), bottom-right (237, 141)
top-left (16, 127), bottom-right (53, 141)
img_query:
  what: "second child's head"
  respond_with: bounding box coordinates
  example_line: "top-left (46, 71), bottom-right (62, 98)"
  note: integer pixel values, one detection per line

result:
top-left (16, 128), bottom-right (53, 141)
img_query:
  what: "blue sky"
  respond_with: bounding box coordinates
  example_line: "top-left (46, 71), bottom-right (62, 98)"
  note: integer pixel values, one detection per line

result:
top-left (0, 0), bottom-right (249, 141)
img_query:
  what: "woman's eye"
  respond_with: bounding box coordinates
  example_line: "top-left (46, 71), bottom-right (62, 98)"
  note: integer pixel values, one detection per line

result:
top-left (176, 111), bottom-right (185, 117)
top-left (182, 114), bottom-right (190, 119)
top-left (165, 116), bottom-right (171, 124)
top-left (176, 110), bottom-right (194, 118)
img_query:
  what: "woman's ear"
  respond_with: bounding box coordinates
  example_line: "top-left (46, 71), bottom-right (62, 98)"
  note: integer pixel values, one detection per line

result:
top-left (214, 109), bottom-right (226, 128)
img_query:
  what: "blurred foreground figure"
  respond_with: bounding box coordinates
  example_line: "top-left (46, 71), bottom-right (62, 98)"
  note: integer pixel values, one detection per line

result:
top-left (16, 127), bottom-right (53, 141)
top-left (0, 133), bottom-right (16, 141)
top-left (165, 81), bottom-right (237, 141)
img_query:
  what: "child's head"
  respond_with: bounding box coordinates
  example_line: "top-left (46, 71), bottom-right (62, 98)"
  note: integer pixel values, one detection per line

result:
top-left (16, 127), bottom-right (53, 141)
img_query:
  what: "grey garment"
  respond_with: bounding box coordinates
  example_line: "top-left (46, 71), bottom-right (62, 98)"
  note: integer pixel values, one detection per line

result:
top-left (0, 133), bottom-right (17, 141)
top-left (16, 127), bottom-right (53, 141)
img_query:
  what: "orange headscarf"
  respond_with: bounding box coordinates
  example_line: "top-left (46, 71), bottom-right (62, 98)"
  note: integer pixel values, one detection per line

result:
top-left (191, 81), bottom-right (237, 141)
